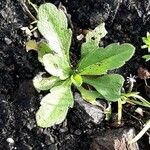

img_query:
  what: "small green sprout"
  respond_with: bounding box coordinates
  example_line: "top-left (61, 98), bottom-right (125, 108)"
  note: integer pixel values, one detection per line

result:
top-left (117, 75), bottom-right (150, 125)
top-left (142, 32), bottom-right (150, 51)
top-left (117, 91), bottom-right (150, 125)
top-left (142, 32), bottom-right (150, 61)
top-left (32, 3), bottom-right (135, 127)
top-left (117, 76), bottom-right (150, 143)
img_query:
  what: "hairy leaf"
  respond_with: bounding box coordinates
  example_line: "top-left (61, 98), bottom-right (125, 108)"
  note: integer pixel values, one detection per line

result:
top-left (78, 43), bottom-right (135, 75)
top-left (37, 3), bottom-right (72, 60)
top-left (36, 80), bottom-right (73, 127)
top-left (83, 74), bottom-right (124, 101)
top-left (43, 53), bottom-right (70, 80)
top-left (33, 74), bottom-right (60, 92)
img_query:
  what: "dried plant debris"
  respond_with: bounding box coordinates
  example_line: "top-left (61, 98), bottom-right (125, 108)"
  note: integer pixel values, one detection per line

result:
top-left (137, 67), bottom-right (150, 80)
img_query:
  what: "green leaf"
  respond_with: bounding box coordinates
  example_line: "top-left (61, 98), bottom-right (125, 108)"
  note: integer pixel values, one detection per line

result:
top-left (142, 32), bottom-right (150, 52)
top-left (38, 41), bottom-right (52, 63)
top-left (71, 74), bottom-right (83, 87)
top-left (123, 92), bottom-right (150, 108)
top-left (37, 3), bottom-right (72, 60)
top-left (141, 45), bottom-right (148, 49)
top-left (143, 54), bottom-right (150, 61)
top-left (43, 53), bottom-right (71, 80)
top-left (33, 74), bottom-right (60, 92)
top-left (81, 42), bottom-right (99, 59)
top-left (77, 86), bottom-right (104, 104)
top-left (142, 37), bottom-right (150, 45)
top-left (36, 80), bottom-right (74, 127)
top-left (81, 23), bottom-right (107, 57)
top-left (78, 43), bottom-right (135, 75)
top-left (83, 74), bottom-right (124, 101)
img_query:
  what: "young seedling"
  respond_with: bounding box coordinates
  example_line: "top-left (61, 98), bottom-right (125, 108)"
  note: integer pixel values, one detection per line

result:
top-left (142, 32), bottom-right (150, 61)
top-left (127, 32), bottom-right (150, 143)
top-left (32, 3), bottom-right (135, 127)
top-left (117, 75), bottom-right (150, 125)
top-left (117, 77), bottom-right (150, 142)
top-left (117, 91), bottom-right (150, 125)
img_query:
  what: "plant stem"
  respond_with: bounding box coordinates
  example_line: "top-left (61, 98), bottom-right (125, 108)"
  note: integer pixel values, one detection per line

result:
top-left (118, 99), bottom-right (122, 125)
top-left (128, 83), bottom-right (133, 93)
top-left (105, 102), bottom-right (112, 121)
top-left (28, 0), bottom-right (38, 13)
top-left (20, 0), bottom-right (37, 21)
top-left (129, 119), bottom-right (150, 143)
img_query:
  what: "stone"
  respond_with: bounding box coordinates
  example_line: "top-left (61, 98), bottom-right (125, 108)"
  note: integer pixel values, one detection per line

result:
top-left (90, 128), bottom-right (139, 150)
top-left (74, 93), bottom-right (105, 125)
top-left (4, 37), bottom-right (12, 45)
top-left (6, 138), bottom-right (14, 144)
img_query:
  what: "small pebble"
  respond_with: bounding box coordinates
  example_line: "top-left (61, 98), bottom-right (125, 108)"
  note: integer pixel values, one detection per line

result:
top-left (60, 127), bottom-right (68, 133)
top-left (5, 37), bottom-right (12, 45)
top-left (135, 107), bottom-right (143, 116)
top-left (76, 34), bottom-right (84, 41)
top-left (6, 138), bottom-right (14, 144)
top-left (74, 129), bottom-right (82, 135)
top-left (74, 93), bottom-right (104, 124)
top-left (33, 31), bottom-right (39, 38)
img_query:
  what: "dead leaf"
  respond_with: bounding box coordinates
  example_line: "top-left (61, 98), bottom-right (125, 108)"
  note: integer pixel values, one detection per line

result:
top-left (137, 67), bottom-right (150, 80)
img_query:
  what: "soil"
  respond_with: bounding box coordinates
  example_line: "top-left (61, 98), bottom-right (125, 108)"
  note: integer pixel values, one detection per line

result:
top-left (0, 0), bottom-right (150, 150)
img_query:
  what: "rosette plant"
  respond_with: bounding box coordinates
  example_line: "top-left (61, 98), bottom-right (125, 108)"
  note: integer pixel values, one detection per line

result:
top-left (33, 3), bottom-right (135, 127)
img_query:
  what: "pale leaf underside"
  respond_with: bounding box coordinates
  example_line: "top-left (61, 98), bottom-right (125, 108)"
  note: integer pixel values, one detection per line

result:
top-left (37, 3), bottom-right (72, 60)
top-left (36, 80), bottom-right (73, 127)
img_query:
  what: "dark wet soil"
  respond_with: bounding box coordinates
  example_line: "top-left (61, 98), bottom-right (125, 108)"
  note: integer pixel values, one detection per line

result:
top-left (0, 0), bottom-right (150, 149)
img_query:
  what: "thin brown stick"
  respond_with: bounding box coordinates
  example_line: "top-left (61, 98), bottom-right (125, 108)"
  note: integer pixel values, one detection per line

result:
top-left (20, 0), bottom-right (37, 21)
